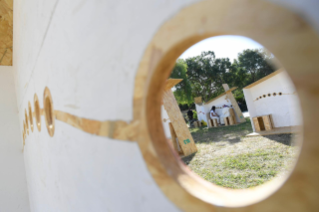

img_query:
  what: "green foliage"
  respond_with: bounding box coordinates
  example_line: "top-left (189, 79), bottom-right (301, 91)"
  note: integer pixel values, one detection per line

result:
top-left (170, 48), bottom-right (278, 106)
top-left (185, 51), bottom-right (232, 102)
top-left (236, 49), bottom-right (276, 84)
top-left (170, 59), bottom-right (193, 105)
top-left (193, 110), bottom-right (198, 120)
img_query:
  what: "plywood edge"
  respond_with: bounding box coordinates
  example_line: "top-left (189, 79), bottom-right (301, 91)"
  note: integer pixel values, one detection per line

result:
top-left (204, 87), bottom-right (237, 105)
top-left (165, 78), bottom-right (183, 91)
top-left (243, 68), bottom-right (285, 89)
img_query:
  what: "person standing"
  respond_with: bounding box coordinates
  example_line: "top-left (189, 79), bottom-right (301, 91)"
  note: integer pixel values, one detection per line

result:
top-left (187, 109), bottom-right (194, 122)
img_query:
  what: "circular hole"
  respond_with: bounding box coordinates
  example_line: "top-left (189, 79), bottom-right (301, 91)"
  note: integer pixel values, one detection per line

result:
top-left (34, 94), bottom-right (41, 131)
top-left (43, 87), bottom-right (55, 137)
top-left (28, 101), bottom-right (34, 132)
top-left (25, 109), bottom-right (29, 135)
top-left (279, 92), bottom-right (282, 96)
top-left (273, 92), bottom-right (277, 96)
top-left (268, 93), bottom-right (271, 97)
top-left (148, 36), bottom-right (303, 207)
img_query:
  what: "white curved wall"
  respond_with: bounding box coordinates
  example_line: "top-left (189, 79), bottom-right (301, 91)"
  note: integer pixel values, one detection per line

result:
top-left (0, 66), bottom-right (30, 212)
top-left (243, 71), bottom-right (302, 131)
top-left (11, 0), bottom-right (318, 211)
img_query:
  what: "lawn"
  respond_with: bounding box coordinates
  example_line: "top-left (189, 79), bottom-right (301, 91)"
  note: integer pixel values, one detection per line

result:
top-left (182, 119), bottom-right (300, 189)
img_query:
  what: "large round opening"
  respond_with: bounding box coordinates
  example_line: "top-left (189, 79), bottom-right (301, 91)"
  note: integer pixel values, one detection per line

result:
top-left (43, 87), bottom-right (55, 137)
top-left (134, 0), bottom-right (319, 210)
top-left (162, 35), bottom-right (302, 190)
top-left (34, 94), bottom-right (41, 131)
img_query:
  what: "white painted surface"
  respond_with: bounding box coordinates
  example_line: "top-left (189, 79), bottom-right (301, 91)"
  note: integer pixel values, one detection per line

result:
top-left (243, 71), bottom-right (302, 131)
top-left (10, 0), bottom-right (317, 211)
top-left (195, 93), bottom-right (241, 124)
top-left (0, 66), bottom-right (30, 212)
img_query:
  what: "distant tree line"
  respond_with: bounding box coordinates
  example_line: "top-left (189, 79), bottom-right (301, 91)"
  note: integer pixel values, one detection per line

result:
top-left (170, 49), bottom-right (278, 110)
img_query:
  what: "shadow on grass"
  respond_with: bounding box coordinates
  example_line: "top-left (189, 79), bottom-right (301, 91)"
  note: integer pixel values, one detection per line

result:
top-left (262, 134), bottom-right (296, 146)
top-left (181, 152), bottom-right (196, 165)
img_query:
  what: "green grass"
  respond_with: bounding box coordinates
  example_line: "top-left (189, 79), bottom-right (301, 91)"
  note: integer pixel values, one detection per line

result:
top-left (182, 119), bottom-right (299, 189)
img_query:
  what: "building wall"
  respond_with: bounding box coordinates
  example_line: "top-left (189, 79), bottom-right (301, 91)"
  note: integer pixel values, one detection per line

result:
top-left (195, 93), bottom-right (240, 124)
top-left (11, 0), bottom-right (318, 211)
top-left (244, 71), bottom-right (302, 130)
top-left (0, 66), bottom-right (30, 212)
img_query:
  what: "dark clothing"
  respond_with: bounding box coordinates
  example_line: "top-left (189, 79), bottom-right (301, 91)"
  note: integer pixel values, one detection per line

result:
top-left (187, 110), bottom-right (193, 120)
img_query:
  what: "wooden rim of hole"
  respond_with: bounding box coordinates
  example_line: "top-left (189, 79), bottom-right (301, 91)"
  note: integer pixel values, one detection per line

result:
top-left (34, 94), bottom-right (41, 131)
top-left (28, 101), bottom-right (34, 132)
top-left (24, 109), bottom-right (29, 135)
top-left (43, 87), bottom-right (55, 137)
top-left (132, 0), bottom-right (319, 210)
top-left (23, 121), bottom-right (26, 137)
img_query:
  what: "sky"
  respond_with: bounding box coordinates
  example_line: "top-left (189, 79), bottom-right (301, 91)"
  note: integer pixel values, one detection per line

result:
top-left (178, 35), bottom-right (263, 62)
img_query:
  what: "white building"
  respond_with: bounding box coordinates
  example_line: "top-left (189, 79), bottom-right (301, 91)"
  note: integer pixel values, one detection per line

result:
top-left (243, 69), bottom-right (302, 132)
top-left (195, 87), bottom-right (242, 125)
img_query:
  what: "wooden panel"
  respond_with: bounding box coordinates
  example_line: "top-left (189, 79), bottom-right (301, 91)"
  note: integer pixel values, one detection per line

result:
top-left (169, 122), bottom-right (181, 153)
top-left (206, 113), bottom-right (212, 128)
top-left (224, 117), bottom-right (229, 126)
top-left (229, 108), bottom-right (237, 124)
top-left (223, 83), bottom-right (245, 123)
top-left (263, 115), bottom-right (273, 131)
top-left (163, 90), bottom-right (197, 156)
top-left (229, 116), bottom-right (234, 125)
top-left (194, 96), bottom-right (202, 104)
top-left (257, 117), bottom-right (265, 131)
top-left (212, 119), bottom-right (218, 127)
top-left (165, 78), bottom-right (183, 91)
top-left (253, 117), bottom-right (260, 132)
top-left (0, 0), bottom-right (13, 66)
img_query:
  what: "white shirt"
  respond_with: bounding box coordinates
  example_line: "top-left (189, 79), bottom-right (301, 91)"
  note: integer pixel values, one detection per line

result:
top-left (210, 110), bottom-right (218, 119)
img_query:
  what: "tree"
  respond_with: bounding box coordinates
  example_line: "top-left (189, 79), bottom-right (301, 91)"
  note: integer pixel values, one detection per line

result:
top-left (185, 51), bottom-right (232, 102)
top-left (236, 49), bottom-right (276, 83)
top-left (169, 48), bottom-right (278, 107)
top-left (170, 59), bottom-right (193, 105)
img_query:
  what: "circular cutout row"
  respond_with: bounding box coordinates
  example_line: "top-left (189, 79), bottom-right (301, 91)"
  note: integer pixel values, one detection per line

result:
top-left (22, 87), bottom-right (55, 144)
top-left (255, 92), bottom-right (283, 100)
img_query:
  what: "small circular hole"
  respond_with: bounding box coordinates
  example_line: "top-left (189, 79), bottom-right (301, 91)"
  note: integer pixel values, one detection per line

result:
top-left (43, 87), bottom-right (55, 137)
top-left (34, 94), bottom-right (41, 131)
top-left (28, 102), bottom-right (34, 132)
top-left (279, 92), bottom-right (282, 96)
top-left (260, 96), bottom-right (262, 99)
top-left (273, 92), bottom-right (277, 96)
top-left (263, 94), bottom-right (266, 98)
top-left (25, 109), bottom-right (29, 135)
top-left (268, 93), bottom-right (271, 97)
